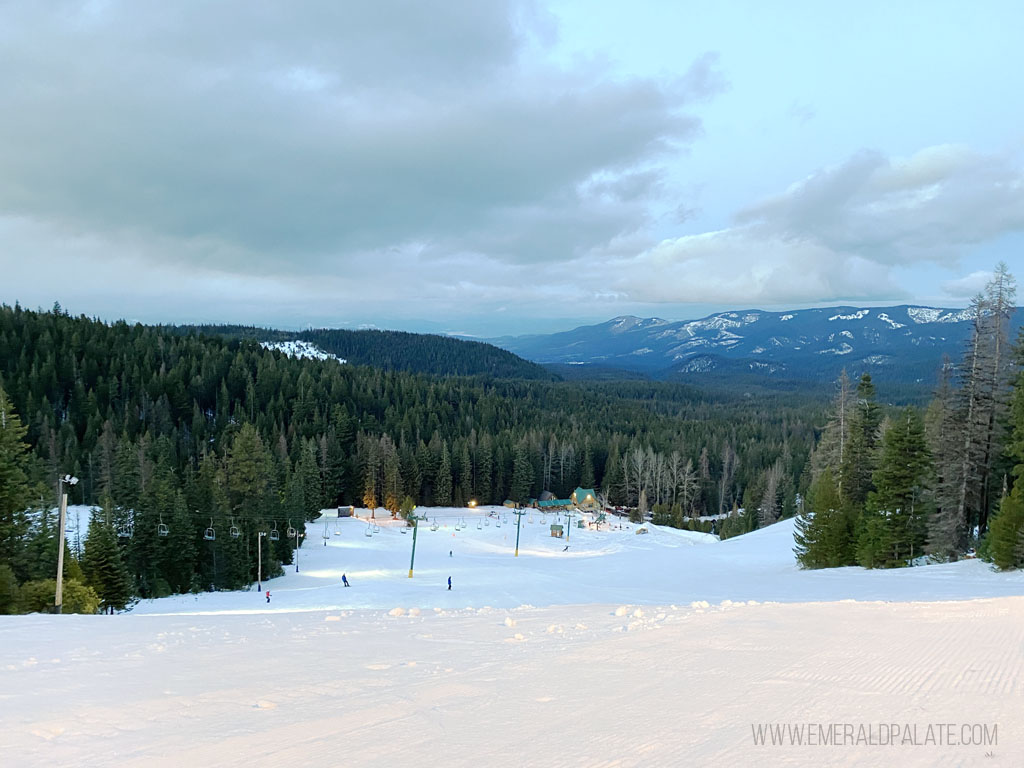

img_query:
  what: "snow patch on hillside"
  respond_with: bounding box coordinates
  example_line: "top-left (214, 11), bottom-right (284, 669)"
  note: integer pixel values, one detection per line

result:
top-left (877, 312), bottom-right (905, 329)
top-left (818, 343), bottom-right (853, 355)
top-left (829, 309), bottom-right (869, 321)
top-left (907, 307), bottom-right (974, 324)
top-left (261, 341), bottom-right (346, 363)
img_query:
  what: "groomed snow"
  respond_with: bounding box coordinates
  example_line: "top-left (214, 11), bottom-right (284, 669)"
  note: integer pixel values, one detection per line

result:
top-left (3, 508), bottom-right (1022, 766)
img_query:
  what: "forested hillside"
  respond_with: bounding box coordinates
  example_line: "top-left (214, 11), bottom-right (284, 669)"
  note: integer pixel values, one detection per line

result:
top-left (171, 324), bottom-right (553, 380)
top-left (0, 304), bottom-right (822, 611)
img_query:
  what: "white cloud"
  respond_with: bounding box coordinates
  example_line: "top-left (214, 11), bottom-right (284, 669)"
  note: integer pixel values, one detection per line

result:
top-left (606, 145), bottom-right (1024, 307)
top-left (941, 270), bottom-right (995, 299)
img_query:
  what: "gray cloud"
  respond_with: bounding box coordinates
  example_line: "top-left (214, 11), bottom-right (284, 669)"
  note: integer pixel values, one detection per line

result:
top-left (0, 0), bottom-right (717, 278)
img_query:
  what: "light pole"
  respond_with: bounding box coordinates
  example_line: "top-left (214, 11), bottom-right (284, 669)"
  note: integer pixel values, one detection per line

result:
top-left (294, 528), bottom-right (304, 573)
top-left (513, 504), bottom-right (525, 557)
top-left (257, 530), bottom-right (266, 592)
top-left (54, 474), bottom-right (78, 614)
top-left (407, 507), bottom-right (423, 578)
top-left (566, 508), bottom-right (575, 542)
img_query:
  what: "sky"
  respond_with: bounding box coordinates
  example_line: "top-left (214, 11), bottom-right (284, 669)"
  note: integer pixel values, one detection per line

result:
top-left (1, 0), bottom-right (1022, 336)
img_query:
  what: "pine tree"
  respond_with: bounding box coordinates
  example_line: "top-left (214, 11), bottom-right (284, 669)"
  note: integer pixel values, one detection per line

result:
top-left (0, 387), bottom-right (34, 577)
top-left (81, 505), bottom-right (133, 612)
top-left (987, 329), bottom-right (1024, 569)
top-left (510, 442), bottom-right (532, 502)
top-left (434, 444), bottom-right (452, 506)
top-left (794, 468), bottom-right (856, 568)
top-left (926, 360), bottom-right (963, 559)
top-left (859, 407), bottom-right (933, 568)
top-left (841, 373), bottom-right (882, 508)
top-left (811, 370), bottom-right (852, 490)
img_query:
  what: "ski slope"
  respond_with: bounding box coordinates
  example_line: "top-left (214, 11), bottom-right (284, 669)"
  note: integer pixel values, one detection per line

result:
top-left (133, 506), bottom-right (1024, 614)
top-left (3, 507), bottom-right (1023, 766)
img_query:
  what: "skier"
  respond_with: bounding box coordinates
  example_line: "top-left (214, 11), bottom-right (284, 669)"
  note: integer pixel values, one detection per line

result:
top-left (447, 576), bottom-right (452, 591)
top-left (342, 574), bottom-right (350, 587)
top-left (449, 550), bottom-right (453, 557)
top-left (266, 590), bottom-right (271, 603)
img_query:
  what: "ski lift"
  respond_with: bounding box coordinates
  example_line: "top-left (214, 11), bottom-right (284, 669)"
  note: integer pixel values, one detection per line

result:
top-left (372, 523), bottom-right (381, 534)
top-left (229, 520), bottom-right (240, 538)
top-left (401, 525), bottom-right (408, 534)
top-left (334, 518), bottom-right (342, 535)
top-left (476, 520), bottom-right (483, 530)
top-left (116, 522), bottom-right (132, 538)
top-left (158, 514), bottom-right (169, 537)
top-left (502, 515), bottom-right (509, 524)
top-left (484, 518), bottom-right (490, 527)
top-left (495, 518), bottom-right (501, 528)
top-left (322, 523), bottom-right (330, 541)
top-left (364, 523), bottom-right (373, 537)
top-left (286, 520), bottom-right (297, 539)
top-left (269, 522), bottom-right (280, 542)
top-left (430, 520), bottom-right (439, 532)
top-left (204, 518), bottom-right (216, 541)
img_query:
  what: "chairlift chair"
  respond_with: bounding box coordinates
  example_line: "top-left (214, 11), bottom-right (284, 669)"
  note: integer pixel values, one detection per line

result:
top-left (229, 520), bottom-right (240, 538)
top-left (476, 520), bottom-right (483, 530)
top-left (158, 522), bottom-right (169, 537)
top-left (364, 523), bottom-right (373, 537)
top-left (204, 518), bottom-right (216, 541)
top-left (286, 521), bottom-right (297, 539)
top-left (117, 522), bottom-right (132, 538)
top-left (269, 522), bottom-right (280, 542)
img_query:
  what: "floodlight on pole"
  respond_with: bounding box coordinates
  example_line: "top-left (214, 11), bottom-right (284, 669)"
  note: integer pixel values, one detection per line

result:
top-left (55, 475), bottom-right (78, 614)
top-left (513, 504), bottom-right (525, 557)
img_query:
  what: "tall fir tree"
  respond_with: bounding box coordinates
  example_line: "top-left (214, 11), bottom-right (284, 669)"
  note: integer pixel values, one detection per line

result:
top-left (987, 328), bottom-right (1024, 569)
top-left (81, 504), bottom-right (134, 612)
top-left (794, 468), bottom-right (856, 568)
top-left (0, 387), bottom-right (34, 578)
top-left (858, 407), bottom-right (933, 568)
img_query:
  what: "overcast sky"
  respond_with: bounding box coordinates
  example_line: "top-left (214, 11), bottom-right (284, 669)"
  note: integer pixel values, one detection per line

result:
top-left (2, 1), bottom-right (1022, 336)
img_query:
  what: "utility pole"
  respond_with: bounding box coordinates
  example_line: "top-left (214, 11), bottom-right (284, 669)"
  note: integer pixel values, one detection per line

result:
top-left (257, 530), bottom-right (266, 592)
top-left (566, 508), bottom-right (575, 542)
top-left (408, 508), bottom-right (422, 578)
top-left (514, 504), bottom-right (524, 557)
top-left (54, 475), bottom-right (78, 614)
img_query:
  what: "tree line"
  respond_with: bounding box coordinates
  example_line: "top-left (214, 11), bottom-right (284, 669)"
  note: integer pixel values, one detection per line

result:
top-left (796, 263), bottom-right (1024, 570)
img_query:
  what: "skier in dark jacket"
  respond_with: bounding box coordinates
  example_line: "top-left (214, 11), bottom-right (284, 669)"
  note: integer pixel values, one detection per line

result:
top-left (447, 576), bottom-right (452, 590)
top-left (342, 574), bottom-right (350, 587)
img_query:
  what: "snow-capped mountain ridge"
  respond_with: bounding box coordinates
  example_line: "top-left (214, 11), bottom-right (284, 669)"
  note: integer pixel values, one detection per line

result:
top-left (493, 304), bottom-right (1022, 388)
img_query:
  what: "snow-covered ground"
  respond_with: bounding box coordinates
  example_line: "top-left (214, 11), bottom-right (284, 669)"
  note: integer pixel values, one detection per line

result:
top-left (3, 507), bottom-right (1023, 766)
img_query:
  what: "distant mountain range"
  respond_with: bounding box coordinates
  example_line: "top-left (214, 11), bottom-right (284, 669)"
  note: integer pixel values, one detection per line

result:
top-left (490, 305), bottom-right (1023, 396)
